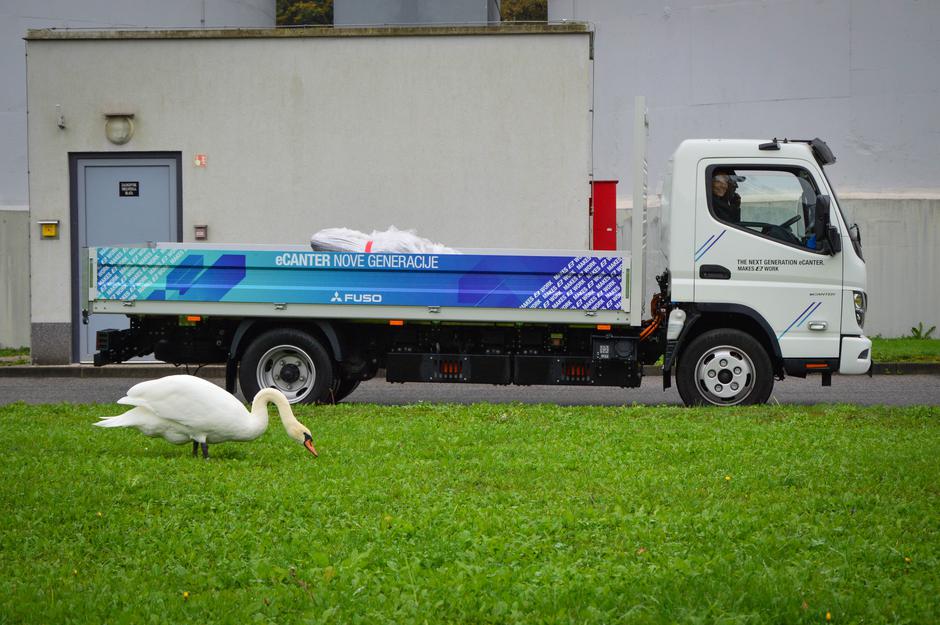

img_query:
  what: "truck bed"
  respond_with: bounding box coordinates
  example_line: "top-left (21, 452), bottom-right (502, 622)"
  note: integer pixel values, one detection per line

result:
top-left (87, 244), bottom-right (633, 325)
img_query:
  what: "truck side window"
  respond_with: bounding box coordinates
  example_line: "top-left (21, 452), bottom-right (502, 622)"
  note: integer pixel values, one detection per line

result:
top-left (708, 167), bottom-right (822, 249)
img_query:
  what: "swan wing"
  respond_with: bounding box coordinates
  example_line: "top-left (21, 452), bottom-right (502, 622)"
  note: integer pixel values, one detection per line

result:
top-left (118, 375), bottom-right (248, 433)
top-left (94, 406), bottom-right (192, 444)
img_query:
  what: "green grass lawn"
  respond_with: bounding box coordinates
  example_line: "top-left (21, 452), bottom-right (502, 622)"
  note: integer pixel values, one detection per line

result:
top-left (0, 347), bottom-right (29, 366)
top-left (1, 402), bottom-right (938, 624)
top-left (871, 338), bottom-right (940, 363)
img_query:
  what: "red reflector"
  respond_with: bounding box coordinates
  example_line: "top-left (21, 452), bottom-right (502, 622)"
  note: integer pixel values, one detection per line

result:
top-left (389, 320), bottom-right (404, 326)
top-left (186, 316), bottom-right (202, 322)
top-left (805, 363), bottom-right (828, 369)
top-left (596, 324), bottom-right (612, 331)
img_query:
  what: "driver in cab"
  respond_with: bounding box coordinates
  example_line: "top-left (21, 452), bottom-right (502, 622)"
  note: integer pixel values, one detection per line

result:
top-left (711, 169), bottom-right (742, 223)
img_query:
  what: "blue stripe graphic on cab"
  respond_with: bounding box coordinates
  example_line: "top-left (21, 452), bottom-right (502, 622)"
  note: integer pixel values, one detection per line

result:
top-left (695, 230), bottom-right (726, 262)
top-left (778, 301), bottom-right (822, 339)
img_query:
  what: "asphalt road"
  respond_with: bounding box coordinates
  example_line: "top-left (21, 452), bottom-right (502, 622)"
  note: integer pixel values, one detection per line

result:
top-left (1, 373), bottom-right (937, 406)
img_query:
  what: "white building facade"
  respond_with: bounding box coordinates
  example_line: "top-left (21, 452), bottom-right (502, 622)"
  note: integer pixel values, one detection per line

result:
top-left (25, 25), bottom-right (594, 363)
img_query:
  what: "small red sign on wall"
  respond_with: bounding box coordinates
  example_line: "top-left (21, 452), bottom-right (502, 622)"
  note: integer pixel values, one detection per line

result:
top-left (193, 154), bottom-right (208, 168)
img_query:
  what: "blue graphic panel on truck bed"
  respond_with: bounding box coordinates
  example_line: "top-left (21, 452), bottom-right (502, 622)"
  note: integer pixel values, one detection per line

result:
top-left (95, 248), bottom-right (626, 311)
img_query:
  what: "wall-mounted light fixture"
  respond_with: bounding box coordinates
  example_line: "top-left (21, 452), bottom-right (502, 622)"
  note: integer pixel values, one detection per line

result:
top-left (104, 113), bottom-right (135, 145)
top-left (194, 224), bottom-right (208, 241)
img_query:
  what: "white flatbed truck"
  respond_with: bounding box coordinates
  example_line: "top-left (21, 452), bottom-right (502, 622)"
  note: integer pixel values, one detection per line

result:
top-left (86, 132), bottom-right (871, 406)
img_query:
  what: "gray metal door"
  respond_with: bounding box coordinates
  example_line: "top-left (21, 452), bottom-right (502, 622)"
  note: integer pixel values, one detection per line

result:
top-left (75, 157), bottom-right (180, 362)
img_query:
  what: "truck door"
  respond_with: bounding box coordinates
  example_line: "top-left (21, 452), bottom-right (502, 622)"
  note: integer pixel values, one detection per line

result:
top-left (693, 159), bottom-right (842, 359)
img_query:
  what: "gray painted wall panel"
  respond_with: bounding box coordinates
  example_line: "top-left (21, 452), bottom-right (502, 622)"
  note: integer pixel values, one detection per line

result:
top-left (0, 210), bottom-right (30, 348)
top-left (3, 0), bottom-right (273, 28)
top-left (689, 0), bottom-right (850, 105)
top-left (335, 0), bottom-right (498, 26)
top-left (0, 115), bottom-right (26, 208)
top-left (549, 0), bottom-right (940, 195)
top-left (850, 1), bottom-right (940, 96)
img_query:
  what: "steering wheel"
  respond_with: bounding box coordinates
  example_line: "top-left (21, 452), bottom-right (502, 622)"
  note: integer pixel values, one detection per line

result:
top-left (739, 221), bottom-right (776, 230)
top-left (779, 214), bottom-right (801, 229)
top-left (738, 220), bottom-right (803, 246)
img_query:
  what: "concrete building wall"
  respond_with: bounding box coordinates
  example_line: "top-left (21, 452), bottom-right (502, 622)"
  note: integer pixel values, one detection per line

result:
top-left (0, 210), bottom-right (30, 349)
top-left (25, 27), bottom-right (593, 362)
top-left (551, 0), bottom-right (940, 337)
top-left (841, 198), bottom-right (940, 338)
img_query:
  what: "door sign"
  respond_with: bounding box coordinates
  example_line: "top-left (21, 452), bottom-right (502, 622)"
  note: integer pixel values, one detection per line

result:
top-left (119, 181), bottom-right (140, 197)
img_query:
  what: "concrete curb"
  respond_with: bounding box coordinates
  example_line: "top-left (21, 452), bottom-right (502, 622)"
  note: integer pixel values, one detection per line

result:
top-left (870, 362), bottom-right (940, 375)
top-left (0, 362), bottom-right (937, 378)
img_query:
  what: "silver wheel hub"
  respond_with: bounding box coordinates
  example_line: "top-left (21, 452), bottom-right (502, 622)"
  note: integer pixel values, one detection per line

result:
top-left (256, 344), bottom-right (316, 403)
top-left (694, 345), bottom-right (755, 405)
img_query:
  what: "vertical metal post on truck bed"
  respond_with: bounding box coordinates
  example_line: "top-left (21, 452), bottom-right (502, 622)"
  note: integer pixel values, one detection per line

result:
top-left (630, 96), bottom-right (649, 327)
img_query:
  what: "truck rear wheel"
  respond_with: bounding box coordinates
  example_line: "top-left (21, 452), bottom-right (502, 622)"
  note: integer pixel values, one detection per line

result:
top-left (239, 328), bottom-right (334, 404)
top-left (676, 329), bottom-right (773, 406)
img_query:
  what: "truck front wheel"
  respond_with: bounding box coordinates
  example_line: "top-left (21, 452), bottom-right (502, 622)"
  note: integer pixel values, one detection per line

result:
top-left (676, 329), bottom-right (773, 406)
top-left (239, 328), bottom-right (334, 404)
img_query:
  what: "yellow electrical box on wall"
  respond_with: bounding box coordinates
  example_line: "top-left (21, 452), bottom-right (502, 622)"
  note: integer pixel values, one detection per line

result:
top-left (38, 220), bottom-right (59, 239)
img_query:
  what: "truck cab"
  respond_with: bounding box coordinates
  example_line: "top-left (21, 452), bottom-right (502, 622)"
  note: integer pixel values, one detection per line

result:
top-left (661, 138), bottom-right (871, 405)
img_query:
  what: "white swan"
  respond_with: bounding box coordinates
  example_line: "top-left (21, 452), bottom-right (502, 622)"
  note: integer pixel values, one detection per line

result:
top-left (94, 375), bottom-right (318, 458)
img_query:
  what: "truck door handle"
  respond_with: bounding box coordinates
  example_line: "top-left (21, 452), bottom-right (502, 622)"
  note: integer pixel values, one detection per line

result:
top-left (808, 321), bottom-right (828, 331)
top-left (699, 264), bottom-right (731, 280)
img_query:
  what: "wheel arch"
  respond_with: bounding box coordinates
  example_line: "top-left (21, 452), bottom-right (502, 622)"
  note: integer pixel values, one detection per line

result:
top-left (229, 319), bottom-right (344, 362)
top-left (674, 304), bottom-right (783, 377)
top-left (224, 319), bottom-right (344, 394)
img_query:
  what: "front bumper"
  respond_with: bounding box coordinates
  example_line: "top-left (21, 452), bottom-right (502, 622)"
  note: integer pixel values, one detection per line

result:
top-left (839, 335), bottom-right (872, 375)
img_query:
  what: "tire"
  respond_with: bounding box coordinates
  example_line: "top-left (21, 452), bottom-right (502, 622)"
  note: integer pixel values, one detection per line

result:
top-left (328, 378), bottom-right (361, 404)
top-left (239, 328), bottom-right (334, 404)
top-left (676, 329), bottom-right (774, 407)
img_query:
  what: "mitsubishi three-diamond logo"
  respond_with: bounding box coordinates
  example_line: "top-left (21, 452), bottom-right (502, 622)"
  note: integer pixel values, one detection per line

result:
top-left (329, 291), bottom-right (383, 304)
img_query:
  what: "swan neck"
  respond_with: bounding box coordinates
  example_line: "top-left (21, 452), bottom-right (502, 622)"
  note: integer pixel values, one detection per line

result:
top-left (251, 389), bottom-right (300, 431)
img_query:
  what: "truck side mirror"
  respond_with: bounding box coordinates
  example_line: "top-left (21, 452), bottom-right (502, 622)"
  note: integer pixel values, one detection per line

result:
top-left (814, 194), bottom-right (841, 254)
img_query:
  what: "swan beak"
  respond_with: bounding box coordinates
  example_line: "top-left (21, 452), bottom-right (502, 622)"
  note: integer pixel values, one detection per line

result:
top-left (303, 432), bottom-right (318, 457)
